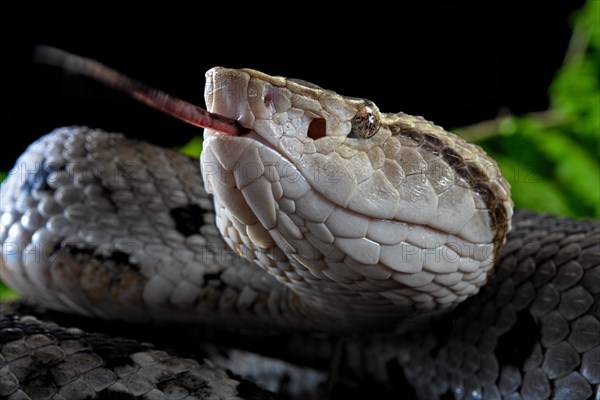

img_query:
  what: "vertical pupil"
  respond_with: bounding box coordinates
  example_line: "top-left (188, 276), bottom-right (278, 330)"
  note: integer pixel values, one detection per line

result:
top-left (365, 106), bottom-right (375, 127)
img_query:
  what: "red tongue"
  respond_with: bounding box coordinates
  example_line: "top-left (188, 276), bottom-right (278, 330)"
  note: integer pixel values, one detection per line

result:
top-left (34, 46), bottom-right (245, 136)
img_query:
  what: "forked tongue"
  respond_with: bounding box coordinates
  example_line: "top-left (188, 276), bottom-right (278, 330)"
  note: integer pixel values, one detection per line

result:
top-left (33, 45), bottom-right (245, 136)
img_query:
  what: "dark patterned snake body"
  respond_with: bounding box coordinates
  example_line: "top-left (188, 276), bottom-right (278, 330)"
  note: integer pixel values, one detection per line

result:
top-left (0, 62), bottom-right (598, 399)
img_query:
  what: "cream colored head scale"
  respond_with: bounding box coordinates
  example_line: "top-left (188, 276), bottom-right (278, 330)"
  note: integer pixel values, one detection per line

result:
top-left (201, 67), bottom-right (513, 328)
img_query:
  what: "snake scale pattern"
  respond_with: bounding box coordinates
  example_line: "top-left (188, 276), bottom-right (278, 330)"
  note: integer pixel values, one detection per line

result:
top-left (0, 60), bottom-right (598, 399)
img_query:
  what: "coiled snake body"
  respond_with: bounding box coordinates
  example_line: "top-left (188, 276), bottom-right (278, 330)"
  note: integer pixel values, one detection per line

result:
top-left (0, 60), bottom-right (598, 399)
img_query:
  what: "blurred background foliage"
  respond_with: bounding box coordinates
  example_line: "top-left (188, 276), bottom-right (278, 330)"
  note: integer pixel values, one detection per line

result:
top-left (456, 0), bottom-right (599, 218)
top-left (1, 1), bottom-right (598, 301)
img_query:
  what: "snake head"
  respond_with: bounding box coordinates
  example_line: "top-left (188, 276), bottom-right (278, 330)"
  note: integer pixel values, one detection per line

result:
top-left (201, 67), bottom-right (513, 327)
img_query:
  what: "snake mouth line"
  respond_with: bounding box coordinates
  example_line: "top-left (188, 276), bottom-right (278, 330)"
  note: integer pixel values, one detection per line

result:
top-left (205, 127), bottom-right (271, 147)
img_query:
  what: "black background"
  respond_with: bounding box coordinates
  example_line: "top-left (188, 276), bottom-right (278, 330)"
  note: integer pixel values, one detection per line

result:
top-left (3, 2), bottom-right (584, 172)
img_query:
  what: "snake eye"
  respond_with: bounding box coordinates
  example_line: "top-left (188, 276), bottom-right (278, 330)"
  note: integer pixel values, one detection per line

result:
top-left (350, 103), bottom-right (381, 139)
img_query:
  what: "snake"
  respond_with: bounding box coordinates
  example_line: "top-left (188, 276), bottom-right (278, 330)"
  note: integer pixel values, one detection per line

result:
top-left (0, 48), bottom-right (598, 399)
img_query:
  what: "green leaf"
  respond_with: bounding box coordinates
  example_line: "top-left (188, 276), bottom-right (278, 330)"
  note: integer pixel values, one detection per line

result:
top-left (492, 155), bottom-right (575, 216)
top-left (179, 136), bottom-right (203, 159)
top-left (522, 128), bottom-right (600, 217)
top-left (550, 0), bottom-right (600, 149)
top-left (0, 281), bottom-right (19, 302)
top-left (0, 172), bottom-right (17, 300)
top-left (581, 0), bottom-right (599, 50)
top-left (479, 115), bottom-right (600, 219)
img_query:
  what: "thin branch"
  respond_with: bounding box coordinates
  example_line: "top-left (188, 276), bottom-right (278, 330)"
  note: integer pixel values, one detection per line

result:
top-left (454, 110), bottom-right (568, 142)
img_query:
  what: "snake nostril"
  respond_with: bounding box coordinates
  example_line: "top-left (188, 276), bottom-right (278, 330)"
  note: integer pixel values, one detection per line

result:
top-left (307, 118), bottom-right (327, 140)
top-left (264, 93), bottom-right (273, 107)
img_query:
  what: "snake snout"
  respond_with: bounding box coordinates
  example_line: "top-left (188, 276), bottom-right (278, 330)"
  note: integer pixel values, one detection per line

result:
top-left (204, 67), bottom-right (256, 133)
top-left (204, 67), bottom-right (360, 145)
